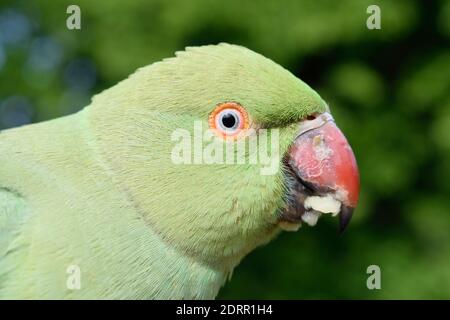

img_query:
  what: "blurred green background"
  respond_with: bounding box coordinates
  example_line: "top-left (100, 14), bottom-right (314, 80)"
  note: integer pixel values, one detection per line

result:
top-left (0, 0), bottom-right (449, 299)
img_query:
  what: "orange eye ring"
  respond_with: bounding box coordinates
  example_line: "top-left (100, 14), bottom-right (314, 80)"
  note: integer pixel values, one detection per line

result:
top-left (208, 102), bottom-right (250, 139)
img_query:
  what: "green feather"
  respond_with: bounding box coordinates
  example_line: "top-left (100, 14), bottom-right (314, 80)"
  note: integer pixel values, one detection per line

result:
top-left (0, 44), bottom-right (326, 299)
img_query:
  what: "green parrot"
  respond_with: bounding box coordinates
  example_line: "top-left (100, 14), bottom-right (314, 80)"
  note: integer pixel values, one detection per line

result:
top-left (0, 43), bottom-right (359, 299)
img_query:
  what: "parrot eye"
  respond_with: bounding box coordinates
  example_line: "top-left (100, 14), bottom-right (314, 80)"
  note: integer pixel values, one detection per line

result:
top-left (209, 102), bottom-right (249, 138)
top-left (220, 112), bottom-right (238, 129)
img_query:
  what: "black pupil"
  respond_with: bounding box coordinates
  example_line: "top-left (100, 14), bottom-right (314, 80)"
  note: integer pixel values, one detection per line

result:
top-left (221, 112), bottom-right (237, 129)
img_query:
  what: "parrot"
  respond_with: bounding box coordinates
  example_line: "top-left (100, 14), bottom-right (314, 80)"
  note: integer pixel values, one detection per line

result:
top-left (0, 43), bottom-right (359, 299)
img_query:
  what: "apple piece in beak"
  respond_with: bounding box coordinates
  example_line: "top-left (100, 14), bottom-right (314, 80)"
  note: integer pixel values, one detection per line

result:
top-left (282, 112), bottom-right (360, 233)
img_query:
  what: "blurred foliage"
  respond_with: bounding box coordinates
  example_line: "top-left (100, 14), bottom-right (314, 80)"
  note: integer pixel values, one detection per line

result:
top-left (0, 0), bottom-right (449, 299)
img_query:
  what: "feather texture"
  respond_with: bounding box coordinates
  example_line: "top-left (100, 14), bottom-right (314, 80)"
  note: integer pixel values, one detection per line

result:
top-left (0, 44), bottom-right (326, 299)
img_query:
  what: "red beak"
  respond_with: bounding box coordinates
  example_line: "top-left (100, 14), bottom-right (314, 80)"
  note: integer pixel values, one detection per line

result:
top-left (288, 112), bottom-right (360, 232)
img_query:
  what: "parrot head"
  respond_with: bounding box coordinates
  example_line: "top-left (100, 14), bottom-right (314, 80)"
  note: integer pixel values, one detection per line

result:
top-left (89, 43), bottom-right (359, 270)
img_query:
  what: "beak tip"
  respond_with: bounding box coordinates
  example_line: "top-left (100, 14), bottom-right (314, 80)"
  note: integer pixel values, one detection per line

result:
top-left (339, 205), bottom-right (354, 234)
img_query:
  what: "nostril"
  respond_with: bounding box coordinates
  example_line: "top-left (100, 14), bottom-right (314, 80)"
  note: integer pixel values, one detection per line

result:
top-left (306, 115), bottom-right (316, 121)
